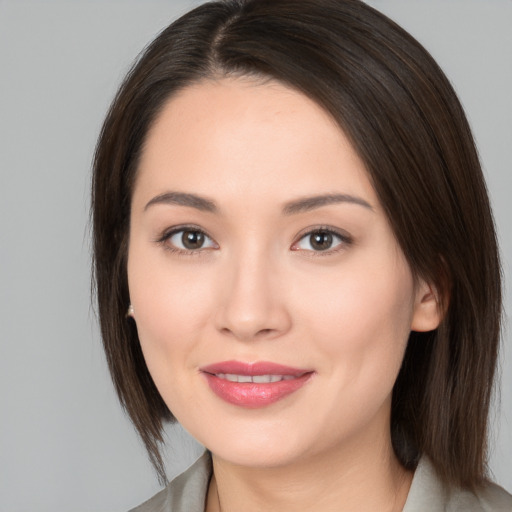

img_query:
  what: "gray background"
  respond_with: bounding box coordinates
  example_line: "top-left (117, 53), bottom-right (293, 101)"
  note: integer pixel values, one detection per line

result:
top-left (0, 1), bottom-right (510, 511)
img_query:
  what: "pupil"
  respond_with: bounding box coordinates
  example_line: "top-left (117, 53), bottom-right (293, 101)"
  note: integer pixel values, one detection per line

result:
top-left (311, 232), bottom-right (332, 251)
top-left (182, 230), bottom-right (204, 249)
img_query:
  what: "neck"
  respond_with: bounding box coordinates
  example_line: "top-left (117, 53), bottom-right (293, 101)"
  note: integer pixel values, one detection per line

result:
top-left (205, 428), bottom-right (413, 512)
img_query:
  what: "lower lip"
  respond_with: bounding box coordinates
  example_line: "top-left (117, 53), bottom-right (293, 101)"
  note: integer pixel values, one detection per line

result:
top-left (202, 373), bottom-right (313, 408)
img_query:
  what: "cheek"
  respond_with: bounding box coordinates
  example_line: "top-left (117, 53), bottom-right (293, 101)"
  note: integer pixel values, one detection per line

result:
top-left (127, 247), bottom-right (215, 381)
top-left (291, 255), bottom-right (415, 379)
top-left (288, 261), bottom-right (415, 442)
top-left (128, 270), bottom-right (215, 417)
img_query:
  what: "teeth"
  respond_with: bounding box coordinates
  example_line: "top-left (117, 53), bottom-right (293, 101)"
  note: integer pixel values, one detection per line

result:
top-left (215, 373), bottom-right (296, 383)
top-left (253, 375), bottom-right (272, 383)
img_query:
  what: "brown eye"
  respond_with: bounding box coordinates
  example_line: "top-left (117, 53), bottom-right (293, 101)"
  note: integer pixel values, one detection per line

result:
top-left (165, 228), bottom-right (217, 252)
top-left (309, 232), bottom-right (333, 251)
top-left (182, 230), bottom-right (205, 249)
top-left (292, 228), bottom-right (350, 253)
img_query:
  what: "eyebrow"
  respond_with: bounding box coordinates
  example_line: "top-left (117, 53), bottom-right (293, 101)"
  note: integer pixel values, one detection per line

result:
top-left (282, 193), bottom-right (373, 215)
top-left (144, 191), bottom-right (373, 214)
top-left (144, 192), bottom-right (218, 213)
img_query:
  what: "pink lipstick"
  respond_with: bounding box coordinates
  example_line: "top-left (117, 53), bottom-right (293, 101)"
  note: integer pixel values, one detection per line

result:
top-left (200, 361), bottom-right (313, 408)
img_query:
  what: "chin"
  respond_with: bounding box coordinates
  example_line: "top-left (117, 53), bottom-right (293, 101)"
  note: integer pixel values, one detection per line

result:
top-left (193, 418), bottom-right (316, 468)
top-left (212, 441), bottom-right (306, 468)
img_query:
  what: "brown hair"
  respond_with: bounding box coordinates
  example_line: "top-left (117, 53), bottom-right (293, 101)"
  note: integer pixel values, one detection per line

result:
top-left (92, 0), bottom-right (502, 488)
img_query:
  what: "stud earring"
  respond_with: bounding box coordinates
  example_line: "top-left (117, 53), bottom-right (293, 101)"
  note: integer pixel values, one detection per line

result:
top-left (126, 304), bottom-right (135, 318)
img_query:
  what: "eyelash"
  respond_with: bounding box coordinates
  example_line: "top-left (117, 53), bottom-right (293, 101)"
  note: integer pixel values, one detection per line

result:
top-left (155, 224), bottom-right (353, 257)
top-left (291, 226), bottom-right (353, 257)
top-left (155, 224), bottom-right (216, 257)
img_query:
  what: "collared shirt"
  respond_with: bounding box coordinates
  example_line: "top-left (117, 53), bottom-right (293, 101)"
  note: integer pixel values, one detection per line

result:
top-left (130, 451), bottom-right (512, 511)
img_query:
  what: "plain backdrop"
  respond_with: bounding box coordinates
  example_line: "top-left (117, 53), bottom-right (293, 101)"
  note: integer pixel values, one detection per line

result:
top-left (1, 1), bottom-right (511, 511)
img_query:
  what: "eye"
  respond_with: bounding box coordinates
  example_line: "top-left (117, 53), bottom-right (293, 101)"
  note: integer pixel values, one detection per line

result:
top-left (292, 228), bottom-right (350, 253)
top-left (160, 227), bottom-right (218, 253)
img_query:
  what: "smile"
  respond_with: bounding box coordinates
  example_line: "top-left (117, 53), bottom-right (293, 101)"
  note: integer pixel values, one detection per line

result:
top-left (214, 373), bottom-right (297, 383)
top-left (200, 361), bottom-right (314, 408)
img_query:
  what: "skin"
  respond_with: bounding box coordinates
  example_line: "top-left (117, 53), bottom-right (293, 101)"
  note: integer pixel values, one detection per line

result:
top-left (127, 77), bottom-right (441, 511)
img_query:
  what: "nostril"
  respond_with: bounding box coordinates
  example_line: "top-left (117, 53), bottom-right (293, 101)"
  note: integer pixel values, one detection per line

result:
top-left (256, 328), bottom-right (273, 337)
top-left (219, 326), bottom-right (278, 341)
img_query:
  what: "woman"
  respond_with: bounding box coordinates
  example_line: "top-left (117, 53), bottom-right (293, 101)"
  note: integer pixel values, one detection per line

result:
top-left (92, 0), bottom-right (512, 510)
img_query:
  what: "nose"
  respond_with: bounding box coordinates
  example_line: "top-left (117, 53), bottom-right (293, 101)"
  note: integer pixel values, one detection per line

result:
top-left (214, 249), bottom-right (292, 342)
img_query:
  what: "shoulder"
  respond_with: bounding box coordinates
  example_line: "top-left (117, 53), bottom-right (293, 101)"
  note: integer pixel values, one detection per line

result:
top-left (446, 482), bottom-right (512, 512)
top-left (128, 451), bottom-right (212, 512)
top-left (404, 456), bottom-right (512, 512)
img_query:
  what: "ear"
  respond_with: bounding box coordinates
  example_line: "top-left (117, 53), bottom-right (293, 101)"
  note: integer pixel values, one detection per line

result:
top-left (126, 304), bottom-right (135, 319)
top-left (411, 279), bottom-right (443, 332)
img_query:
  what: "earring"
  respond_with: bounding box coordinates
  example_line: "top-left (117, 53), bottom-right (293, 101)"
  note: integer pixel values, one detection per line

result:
top-left (126, 304), bottom-right (135, 318)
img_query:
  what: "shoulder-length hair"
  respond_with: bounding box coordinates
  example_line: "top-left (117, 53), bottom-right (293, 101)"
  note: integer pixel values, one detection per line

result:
top-left (92, 0), bottom-right (502, 488)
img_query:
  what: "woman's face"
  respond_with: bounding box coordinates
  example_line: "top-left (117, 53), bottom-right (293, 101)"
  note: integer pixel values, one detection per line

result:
top-left (127, 77), bottom-right (438, 468)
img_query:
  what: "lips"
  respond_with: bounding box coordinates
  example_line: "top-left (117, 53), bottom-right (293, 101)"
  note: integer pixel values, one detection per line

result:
top-left (200, 360), bottom-right (314, 408)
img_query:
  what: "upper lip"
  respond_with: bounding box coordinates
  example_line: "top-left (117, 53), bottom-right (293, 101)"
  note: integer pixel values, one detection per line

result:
top-left (200, 360), bottom-right (312, 377)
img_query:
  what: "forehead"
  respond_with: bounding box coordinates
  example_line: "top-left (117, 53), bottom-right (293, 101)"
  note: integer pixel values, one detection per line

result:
top-left (134, 77), bottom-right (377, 210)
